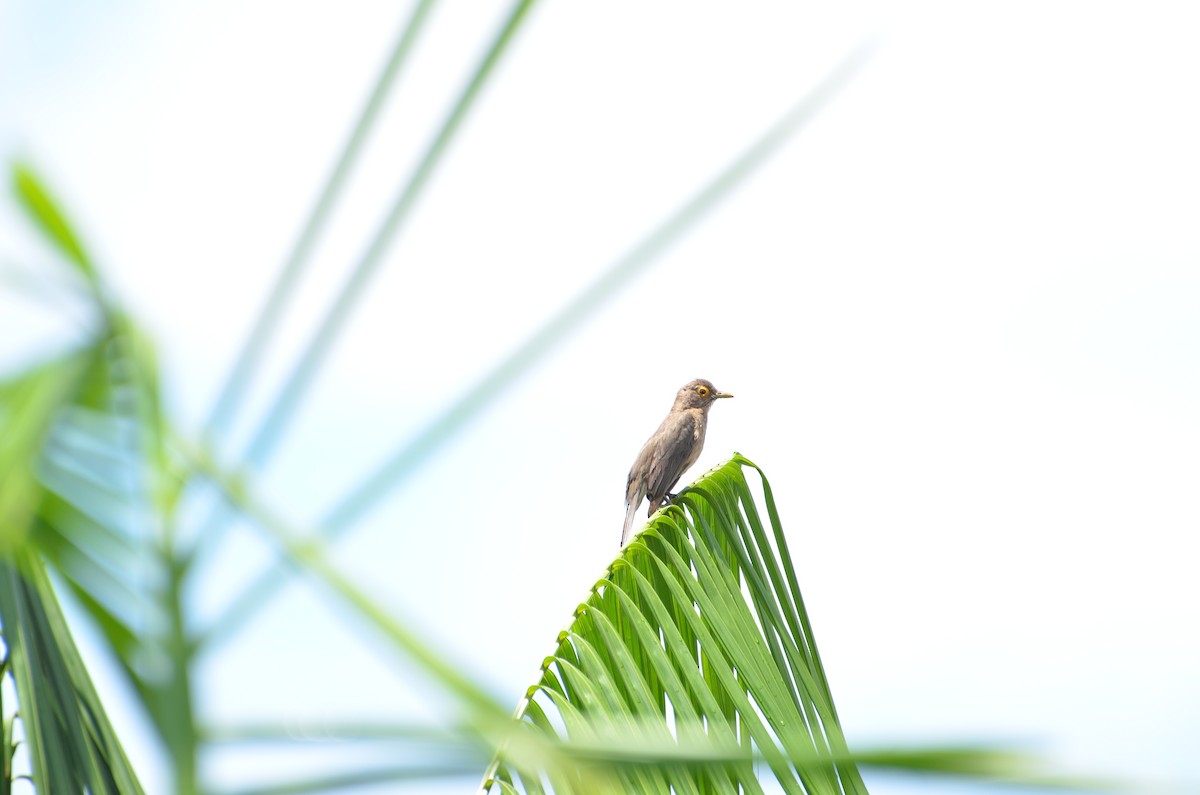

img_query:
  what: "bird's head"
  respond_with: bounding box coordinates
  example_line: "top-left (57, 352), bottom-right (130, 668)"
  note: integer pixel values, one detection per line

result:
top-left (674, 378), bottom-right (734, 410)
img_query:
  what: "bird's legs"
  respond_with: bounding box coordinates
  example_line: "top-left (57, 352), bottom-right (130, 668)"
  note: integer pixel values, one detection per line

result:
top-left (647, 488), bottom-right (684, 516)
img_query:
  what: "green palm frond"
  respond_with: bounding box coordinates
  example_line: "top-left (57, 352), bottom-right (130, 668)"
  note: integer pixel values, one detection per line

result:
top-left (0, 191), bottom-right (151, 787)
top-left (485, 454), bottom-right (868, 794)
top-left (3, 162), bottom-right (191, 792)
top-left (0, 548), bottom-right (145, 794)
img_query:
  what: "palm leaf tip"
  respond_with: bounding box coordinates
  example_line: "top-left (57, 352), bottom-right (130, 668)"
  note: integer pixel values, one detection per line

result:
top-left (10, 162), bottom-right (96, 281)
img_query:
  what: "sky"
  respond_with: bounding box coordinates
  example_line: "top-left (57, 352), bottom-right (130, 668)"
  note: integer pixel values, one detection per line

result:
top-left (2, 1), bottom-right (1199, 793)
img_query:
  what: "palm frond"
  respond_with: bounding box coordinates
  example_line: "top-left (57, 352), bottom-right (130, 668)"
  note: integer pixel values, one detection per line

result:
top-left (0, 549), bottom-right (145, 793)
top-left (484, 454), bottom-right (867, 794)
top-left (4, 160), bottom-right (197, 792)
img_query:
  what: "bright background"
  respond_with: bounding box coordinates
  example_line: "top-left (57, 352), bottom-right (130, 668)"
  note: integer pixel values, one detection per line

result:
top-left (2, 1), bottom-right (1199, 793)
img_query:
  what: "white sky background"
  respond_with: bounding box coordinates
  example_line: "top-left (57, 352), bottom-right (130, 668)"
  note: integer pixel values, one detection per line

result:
top-left (2, 1), bottom-right (1199, 793)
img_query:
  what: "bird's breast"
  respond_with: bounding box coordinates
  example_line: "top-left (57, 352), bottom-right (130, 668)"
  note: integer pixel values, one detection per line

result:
top-left (686, 409), bottom-right (707, 466)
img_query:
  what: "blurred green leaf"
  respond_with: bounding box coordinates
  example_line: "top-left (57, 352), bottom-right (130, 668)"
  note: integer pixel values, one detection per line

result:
top-left (205, 0), bottom-right (539, 480)
top-left (0, 350), bottom-right (95, 553)
top-left (3, 163), bottom-right (200, 791)
top-left (186, 442), bottom-right (513, 728)
top-left (11, 162), bottom-right (95, 282)
top-left (28, 326), bottom-right (202, 794)
top-left (205, 0), bottom-right (441, 440)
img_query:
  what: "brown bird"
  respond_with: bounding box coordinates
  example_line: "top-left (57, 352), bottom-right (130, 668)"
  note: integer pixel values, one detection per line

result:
top-left (621, 379), bottom-right (733, 546)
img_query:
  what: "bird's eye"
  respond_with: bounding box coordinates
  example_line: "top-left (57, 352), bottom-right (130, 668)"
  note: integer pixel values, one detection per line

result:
top-left (696, 386), bottom-right (709, 397)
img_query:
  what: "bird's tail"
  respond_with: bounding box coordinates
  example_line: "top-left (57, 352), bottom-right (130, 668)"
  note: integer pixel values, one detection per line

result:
top-left (620, 483), bottom-right (646, 547)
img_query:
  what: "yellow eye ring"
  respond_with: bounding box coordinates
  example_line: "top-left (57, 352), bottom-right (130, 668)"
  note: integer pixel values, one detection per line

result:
top-left (697, 386), bottom-right (709, 397)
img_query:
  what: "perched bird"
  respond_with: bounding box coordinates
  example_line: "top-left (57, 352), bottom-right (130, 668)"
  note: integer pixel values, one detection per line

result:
top-left (621, 379), bottom-right (733, 546)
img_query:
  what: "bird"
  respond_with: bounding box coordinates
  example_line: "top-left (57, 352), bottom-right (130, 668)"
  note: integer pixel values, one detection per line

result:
top-left (621, 378), bottom-right (733, 546)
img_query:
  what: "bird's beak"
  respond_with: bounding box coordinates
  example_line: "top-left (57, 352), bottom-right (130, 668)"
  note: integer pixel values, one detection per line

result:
top-left (715, 391), bottom-right (734, 399)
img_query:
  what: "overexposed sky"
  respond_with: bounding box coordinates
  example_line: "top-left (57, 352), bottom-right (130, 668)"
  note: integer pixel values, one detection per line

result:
top-left (3, 2), bottom-right (1199, 793)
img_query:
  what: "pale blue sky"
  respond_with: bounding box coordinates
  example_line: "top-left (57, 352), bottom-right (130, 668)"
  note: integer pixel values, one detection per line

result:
top-left (2, 2), bottom-right (1199, 793)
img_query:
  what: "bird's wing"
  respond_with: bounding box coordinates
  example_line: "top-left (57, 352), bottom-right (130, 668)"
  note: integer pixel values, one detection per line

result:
top-left (644, 412), bottom-right (699, 502)
top-left (622, 411), bottom-right (700, 546)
